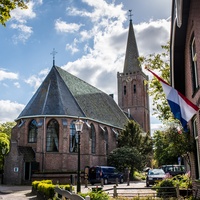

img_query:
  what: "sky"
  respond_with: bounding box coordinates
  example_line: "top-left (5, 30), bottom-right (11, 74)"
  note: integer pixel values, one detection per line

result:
top-left (0, 0), bottom-right (171, 132)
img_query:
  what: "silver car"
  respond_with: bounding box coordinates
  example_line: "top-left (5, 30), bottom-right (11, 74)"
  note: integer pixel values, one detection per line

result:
top-left (146, 168), bottom-right (166, 187)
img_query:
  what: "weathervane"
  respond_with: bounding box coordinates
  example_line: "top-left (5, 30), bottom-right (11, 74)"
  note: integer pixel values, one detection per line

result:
top-left (50, 48), bottom-right (57, 67)
top-left (129, 10), bottom-right (133, 21)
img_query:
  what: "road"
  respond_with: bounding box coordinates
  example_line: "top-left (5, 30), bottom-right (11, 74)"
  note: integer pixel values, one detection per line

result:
top-left (0, 181), bottom-right (154, 199)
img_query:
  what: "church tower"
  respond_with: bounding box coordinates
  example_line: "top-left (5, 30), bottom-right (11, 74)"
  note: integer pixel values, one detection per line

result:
top-left (117, 15), bottom-right (150, 133)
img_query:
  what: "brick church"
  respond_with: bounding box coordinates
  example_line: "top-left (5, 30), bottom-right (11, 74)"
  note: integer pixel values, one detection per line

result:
top-left (4, 18), bottom-right (150, 185)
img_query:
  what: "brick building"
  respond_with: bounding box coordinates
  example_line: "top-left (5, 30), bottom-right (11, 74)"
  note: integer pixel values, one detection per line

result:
top-left (4, 18), bottom-right (150, 185)
top-left (170, 0), bottom-right (200, 196)
top-left (117, 19), bottom-right (150, 133)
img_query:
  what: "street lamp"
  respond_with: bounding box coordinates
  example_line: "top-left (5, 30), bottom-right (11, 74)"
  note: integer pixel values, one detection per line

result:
top-left (74, 118), bottom-right (84, 193)
top-left (1, 147), bottom-right (6, 184)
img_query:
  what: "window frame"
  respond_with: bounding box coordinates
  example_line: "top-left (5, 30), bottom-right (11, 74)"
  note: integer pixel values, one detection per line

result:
top-left (190, 35), bottom-right (199, 93)
top-left (46, 119), bottom-right (59, 152)
top-left (28, 119), bottom-right (38, 143)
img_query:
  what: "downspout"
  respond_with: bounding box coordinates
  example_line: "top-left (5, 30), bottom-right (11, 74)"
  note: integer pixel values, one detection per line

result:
top-left (171, 17), bottom-right (177, 87)
top-left (42, 116), bottom-right (46, 172)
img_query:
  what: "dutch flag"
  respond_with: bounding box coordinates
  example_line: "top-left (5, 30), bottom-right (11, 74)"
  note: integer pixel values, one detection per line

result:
top-left (147, 68), bottom-right (199, 131)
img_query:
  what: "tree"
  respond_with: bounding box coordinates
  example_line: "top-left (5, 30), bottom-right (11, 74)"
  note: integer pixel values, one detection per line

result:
top-left (0, 0), bottom-right (29, 26)
top-left (139, 43), bottom-right (175, 124)
top-left (0, 132), bottom-right (10, 170)
top-left (108, 120), bottom-right (153, 179)
top-left (0, 122), bottom-right (15, 170)
top-left (153, 126), bottom-right (194, 166)
top-left (118, 120), bottom-right (153, 167)
top-left (107, 146), bottom-right (142, 179)
top-left (139, 43), bottom-right (193, 166)
top-left (0, 121), bottom-right (16, 137)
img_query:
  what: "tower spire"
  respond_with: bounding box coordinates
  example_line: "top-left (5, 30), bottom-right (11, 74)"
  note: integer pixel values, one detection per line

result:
top-left (129, 10), bottom-right (133, 21)
top-left (51, 48), bottom-right (57, 67)
top-left (123, 11), bottom-right (140, 73)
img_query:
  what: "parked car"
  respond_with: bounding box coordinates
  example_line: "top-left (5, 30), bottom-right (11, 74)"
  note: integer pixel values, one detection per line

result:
top-left (146, 168), bottom-right (166, 187)
top-left (160, 165), bottom-right (186, 176)
top-left (88, 166), bottom-right (124, 185)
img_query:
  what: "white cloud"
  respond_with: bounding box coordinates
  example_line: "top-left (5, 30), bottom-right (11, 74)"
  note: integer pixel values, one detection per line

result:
top-left (14, 82), bottom-right (20, 88)
top-left (66, 38), bottom-right (79, 54)
top-left (55, 19), bottom-right (83, 33)
top-left (0, 69), bottom-right (18, 81)
top-left (67, 0), bottom-right (126, 23)
top-left (9, 1), bottom-right (43, 44)
top-left (10, 24), bottom-right (33, 44)
top-left (135, 19), bottom-right (171, 56)
top-left (25, 69), bottom-right (49, 91)
top-left (39, 68), bottom-right (49, 76)
top-left (60, 0), bottom-right (169, 133)
top-left (0, 100), bottom-right (25, 123)
top-left (10, 1), bottom-right (36, 23)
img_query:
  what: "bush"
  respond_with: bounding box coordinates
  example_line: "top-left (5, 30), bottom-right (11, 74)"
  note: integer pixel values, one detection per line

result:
top-left (154, 179), bottom-right (176, 198)
top-left (80, 190), bottom-right (109, 200)
top-left (133, 171), bottom-right (146, 180)
top-left (171, 174), bottom-right (192, 189)
top-left (32, 179), bottom-right (72, 199)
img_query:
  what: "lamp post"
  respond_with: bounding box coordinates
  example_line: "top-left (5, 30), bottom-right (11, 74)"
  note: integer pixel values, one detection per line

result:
top-left (74, 118), bottom-right (84, 193)
top-left (1, 147), bottom-right (6, 184)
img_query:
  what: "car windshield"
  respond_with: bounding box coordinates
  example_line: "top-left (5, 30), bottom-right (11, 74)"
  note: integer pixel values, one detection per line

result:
top-left (149, 169), bottom-right (165, 175)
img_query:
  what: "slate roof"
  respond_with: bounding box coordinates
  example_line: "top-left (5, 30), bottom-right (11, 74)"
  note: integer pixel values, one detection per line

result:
top-left (17, 66), bottom-right (128, 129)
top-left (123, 19), bottom-right (141, 73)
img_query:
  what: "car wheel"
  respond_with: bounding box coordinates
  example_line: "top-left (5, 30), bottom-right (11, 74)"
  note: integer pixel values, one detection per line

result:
top-left (120, 177), bottom-right (124, 183)
top-left (104, 178), bottom-right (108, 185)
top-left (146, 181), bottom-right (149, 187)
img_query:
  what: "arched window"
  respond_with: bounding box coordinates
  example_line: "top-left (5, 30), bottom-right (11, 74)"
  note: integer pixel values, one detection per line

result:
top-left (69, 121), bottom-right (78, 153)
top-left (104, 127), bottom-right (108, 155)
top-left (90, 124), bottom-right (96, 154)
top-left (124, 85), bottom-right (126, 95)
top-left (46, 119), bottom-right (59, 152)
top-left (28, 119), bottom-right (38, 143)
top-left (133, 84), bottom-right (136, 93)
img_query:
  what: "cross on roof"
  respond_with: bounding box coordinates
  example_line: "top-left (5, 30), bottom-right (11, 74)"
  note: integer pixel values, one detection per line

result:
top-left (51, 48), bottom-right (57, 67)
top-left (129, 10), bottom-right (133, 21)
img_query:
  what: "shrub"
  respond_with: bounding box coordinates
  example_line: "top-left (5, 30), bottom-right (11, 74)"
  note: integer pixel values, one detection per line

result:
top-left (59, 184), bottom-right (73, 191)
top-left (32, 179), bottom-right (72, 199)
top-left (133, 171), bottom-right (146, 180)
top-left (171, 174), bottom-right (192, 189)
top-left (80, 190), bottom-right (109, 200)
top-left (155, 179), bottom-right (176, 198)
top-left (32, 180), bottom-right (41, 190)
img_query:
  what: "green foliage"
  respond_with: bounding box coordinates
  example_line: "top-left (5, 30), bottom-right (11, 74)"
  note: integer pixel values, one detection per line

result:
top-left (155, 179), bottom-right (176, 198)
top-left (0, 132), bottom-right (10, 170)
top-left (0, 0), bottom-right (29, 26)
top-left (154, 174), bottom-right (191, 198)
top-left (139, 43), bottom-right (175, 125)
top-left (58, 184), bottom-right (72, 191)
top-left (110, 120), bottom-right (153, 176)
top-left (80, 190), bottom-right (109, 200)
top-left (32, 179), bottom-right (72, 198)
top-left (133, 171), bottom-right (146, 181)
top-left (0, 132), bottom-right (10, 152)
top-left (37, 182), bottom-right (55, 197)
top-left (153, 126), bottom-right (194, 166)
top-left (32, 180), bottom-right (41, 190)
top-left (0, 122), bottom-right (16, 170)
top-left (171, 174), bottom-right (192, 189)
top-left (108, 146), bottom-right (142, 173)
top-left (0, 121), bottom-right (16, 137)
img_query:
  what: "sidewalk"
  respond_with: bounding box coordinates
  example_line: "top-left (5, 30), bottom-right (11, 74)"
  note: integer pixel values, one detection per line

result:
top-left (0, 181), bottom-right (146, 199)
top-left (0, 185), bottom-right (35, 200)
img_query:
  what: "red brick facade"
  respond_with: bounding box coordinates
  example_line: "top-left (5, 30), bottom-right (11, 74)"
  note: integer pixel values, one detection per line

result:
top-left (171, 0), bottom-right (200, 197)
top-left (4, 117), bottom-right (120, 184)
